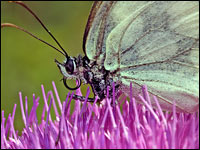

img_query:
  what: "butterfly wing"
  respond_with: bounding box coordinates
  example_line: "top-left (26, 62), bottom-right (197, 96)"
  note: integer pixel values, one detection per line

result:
top-left (83, 1), bottom-right (199, 112)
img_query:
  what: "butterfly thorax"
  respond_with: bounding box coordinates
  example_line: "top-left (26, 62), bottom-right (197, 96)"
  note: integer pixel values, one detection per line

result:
top-left (78, 55), bottom-right (115, 99)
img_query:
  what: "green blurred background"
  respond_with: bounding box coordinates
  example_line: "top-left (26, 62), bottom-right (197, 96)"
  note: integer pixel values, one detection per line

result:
top-left (1, 1), bottom-right (93, 132)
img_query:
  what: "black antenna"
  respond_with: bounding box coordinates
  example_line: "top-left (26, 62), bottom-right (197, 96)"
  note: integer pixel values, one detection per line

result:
top-left (1, 23), bottom-right (66, 56)
top-left (12, 1), bottom-right (69, 58)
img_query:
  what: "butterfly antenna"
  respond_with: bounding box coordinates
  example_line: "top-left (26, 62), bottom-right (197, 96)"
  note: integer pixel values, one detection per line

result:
top-left (1, 23), bottom-right (66, 56)
top-left (11, 1), bottom-right (69, 58)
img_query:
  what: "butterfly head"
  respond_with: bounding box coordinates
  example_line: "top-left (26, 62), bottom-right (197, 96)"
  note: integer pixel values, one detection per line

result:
top-left (55, 56), bottom-right (83, 90)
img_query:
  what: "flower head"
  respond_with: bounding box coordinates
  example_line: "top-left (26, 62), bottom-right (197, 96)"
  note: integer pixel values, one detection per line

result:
top-left (1, 81), bottom-right (199, 149)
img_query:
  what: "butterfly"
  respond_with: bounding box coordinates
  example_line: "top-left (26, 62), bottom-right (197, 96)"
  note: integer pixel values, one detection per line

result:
top-left (2, 1), bottom-right (199, 113)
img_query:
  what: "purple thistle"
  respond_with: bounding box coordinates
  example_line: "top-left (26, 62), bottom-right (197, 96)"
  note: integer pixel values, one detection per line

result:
top-left (1, 81), bottom-right (199, 149)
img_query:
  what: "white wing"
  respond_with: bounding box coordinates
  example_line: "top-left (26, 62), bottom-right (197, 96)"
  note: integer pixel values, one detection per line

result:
top-left (84, 1), bottom-right (199, 112)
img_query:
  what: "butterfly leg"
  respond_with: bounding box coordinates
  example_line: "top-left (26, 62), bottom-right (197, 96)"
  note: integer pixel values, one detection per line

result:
top-left (72, 94), bottom-right (102, 103)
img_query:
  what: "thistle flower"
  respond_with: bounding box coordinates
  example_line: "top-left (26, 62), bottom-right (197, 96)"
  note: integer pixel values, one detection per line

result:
top-left (1, 81), bottom-right (199, 149)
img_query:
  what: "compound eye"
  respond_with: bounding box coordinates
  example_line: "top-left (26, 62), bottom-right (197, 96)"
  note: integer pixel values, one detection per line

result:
top-left (65, 58), bottom-right (75, 74)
